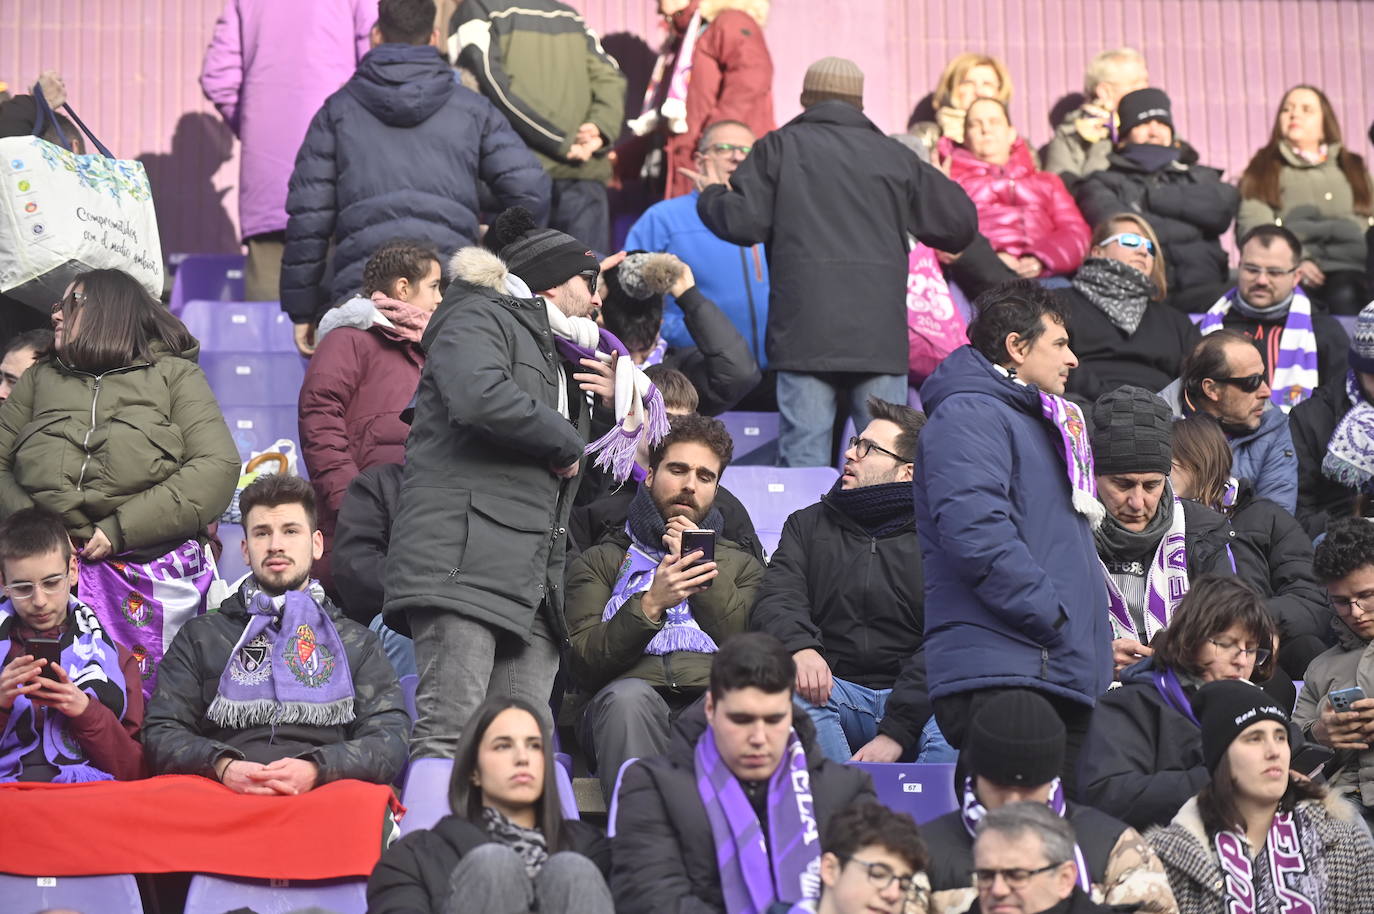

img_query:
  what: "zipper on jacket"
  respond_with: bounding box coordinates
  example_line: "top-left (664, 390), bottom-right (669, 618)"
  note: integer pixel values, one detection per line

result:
top-left (740, 247), bottom-right (762, 364)
top-left (1040, 647), bottom-right (1049, 680)
top-left (75, 377), bottom-right (104, 490)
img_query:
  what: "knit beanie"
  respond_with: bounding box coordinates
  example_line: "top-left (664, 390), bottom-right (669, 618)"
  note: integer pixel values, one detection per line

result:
top-left (487, 207), bottom-right (599, 294)
top-left (800, 57), bottom-right (864, 110)
top-left (1116, 88), bottom-right (1173, 133)
top-left (1089, 385), bottom-right (1174, 477)
top-left (965, 690), bottom-right (1066, 787)
top-left (1194, 679), bottom-right (1295, 774)
top-left (1349, 301), bottom-right (1374, 374)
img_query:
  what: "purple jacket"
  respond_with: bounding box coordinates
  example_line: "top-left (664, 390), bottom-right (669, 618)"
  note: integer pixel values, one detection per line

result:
top-left (200, 0), bottom-right (378, 239)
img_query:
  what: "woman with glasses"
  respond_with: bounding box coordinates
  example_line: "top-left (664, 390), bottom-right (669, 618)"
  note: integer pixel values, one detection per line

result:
top-left (1147, 678), bottom-right (1374, 914)
top-left (1077, 575), bottom-right (1279, 831)
top-left (1237, 86), bottom-right (1374, 315)
top-left (1061, 214), bottom-right (1200, 405)
top-left (0, 269), bottom-right (239, 700)
top-left (1170, 414), bottom-right (1332, 680)
top-left (368, 696), bottom-right (612, 914)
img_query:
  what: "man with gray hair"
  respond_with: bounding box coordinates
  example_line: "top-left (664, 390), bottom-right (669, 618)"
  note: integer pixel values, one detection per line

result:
top-left (970, 802), bottom-right (1122, 914)
top-left (1042, 48), bottom-right (1149, 182)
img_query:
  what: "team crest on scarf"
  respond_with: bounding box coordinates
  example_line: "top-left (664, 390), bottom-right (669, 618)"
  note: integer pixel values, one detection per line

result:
top-left (130, 645), bottom-right (153, 681)
top-left (227, 632), bottom-right (273, 687)
top-left (121, 591), bottom-right (150, 627)
top-left (285, 623), bottom-right (336, 688)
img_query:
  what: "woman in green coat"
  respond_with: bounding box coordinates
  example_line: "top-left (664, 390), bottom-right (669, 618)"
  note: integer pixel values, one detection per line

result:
top-left (1238, 85), bottom-right (1374, 315)
top-left (0, 269), bottom-right (239, 697)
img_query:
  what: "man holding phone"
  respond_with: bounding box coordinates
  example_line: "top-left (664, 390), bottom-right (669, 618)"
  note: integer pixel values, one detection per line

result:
top-left (0, 508), bottom-right (146, 781)
top-left (566, 414), bottom-right (764, 801)
top-left (1298, 517), bottom-right (1374, 828)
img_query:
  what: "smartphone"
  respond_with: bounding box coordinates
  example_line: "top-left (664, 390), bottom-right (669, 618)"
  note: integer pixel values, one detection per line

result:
top-left (1291, 743), bottom-right (1335, 777)
top-left (680, 529), bottom-right (717, 588)
top-left (1329, 686), bottom-right (1367, 712)
top-left (27, 637), bottom-right (63, 682)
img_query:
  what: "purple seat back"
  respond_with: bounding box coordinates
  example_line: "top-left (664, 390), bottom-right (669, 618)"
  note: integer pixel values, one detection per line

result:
top-left (184, 874), bottom-right (367, 914)
top-left (717, 411), bottom-right (780, 462)
top-left (399, 674), bottom-right (418, 721)
top-left (181, 300), bottom-right (296, 354)
top-left (0, 873), bottom-right (143, 913)
top-left (399, 758), bottom-right (455, 836)
top-left (220, 405), bottom-right (299, 461)
top-left (200, 353), bottom-right (306, 408)
top-left (849, 762), bottom-right (958, 824)
top-left (726, 466), bottom-right (840, 557)
top-left (215, 522), bottom-right (250, 588)
top-left (1335, 314), bottom-right (1356, 335)
top-left (169, 254), bottom-right (246, 313)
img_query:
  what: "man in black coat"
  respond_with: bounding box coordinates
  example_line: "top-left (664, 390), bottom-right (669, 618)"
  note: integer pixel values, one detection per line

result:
top-left (611, 634), bottom-right (875, 914)
top-left (751, 396), bottom-right (941, 765)
top-left (696, 56), bottom-right (976, 467)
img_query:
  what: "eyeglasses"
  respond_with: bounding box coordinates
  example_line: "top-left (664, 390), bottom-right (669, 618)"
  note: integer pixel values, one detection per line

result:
top-left (1208, 636), bottom-right (1271, 666)
top-left (972, 861), bottom-right (1065, 890)
top-left (579, 271), bottom-right (599, 296)
top-left (1210, 374), bottom-right (1267, 394)
top-left (703, 142), bottom-right (751, 157)
top-left (1101, 232), bottom-right (1156, 255)
top-left (1239, 263), bottom-right (1298, 279)
top-left (841, 856), bottom-right (916, 894)
top-left (1329, 589), bottom-right (1374, 615)
top-left (5, 573), bottom-right (68, 600)
top-left (848, 436), bottom-right (911, 463)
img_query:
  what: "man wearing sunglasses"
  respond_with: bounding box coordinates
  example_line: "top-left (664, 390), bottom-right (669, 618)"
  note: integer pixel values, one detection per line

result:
top-left (1162, 330), bottom-right (1299, 513)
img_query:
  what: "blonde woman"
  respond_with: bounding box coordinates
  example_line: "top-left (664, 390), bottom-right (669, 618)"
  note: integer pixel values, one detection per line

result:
top-left (909, 52), bottom-right (1013, 155)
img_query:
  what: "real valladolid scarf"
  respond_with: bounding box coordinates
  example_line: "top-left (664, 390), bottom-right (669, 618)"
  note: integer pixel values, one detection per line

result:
top-left (695, 725), bottom-right (821, 914)
top-left (1322, 371), bottom-right (1374, 493)
top-left (1039, 390), bottom-right (1106, 529)
top-left (1215, 811), bottom-right (1322, 914)
top-left (0, 599), bottom-right (128, 782)
top-left (1200, 287), bottom-right (1317, 412)
top-left (627, 8), bottom-right (704, 138)
top-left (1101, 497), bottom-right (1190, 643)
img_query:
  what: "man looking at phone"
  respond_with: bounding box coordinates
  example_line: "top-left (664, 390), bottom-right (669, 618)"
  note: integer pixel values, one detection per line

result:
top-left (1297, 516), bottom-right (1374, 828)
top-left (566, 414), bottom-right (764, 801)
top-left (0, 507), bottom-right (146, 781)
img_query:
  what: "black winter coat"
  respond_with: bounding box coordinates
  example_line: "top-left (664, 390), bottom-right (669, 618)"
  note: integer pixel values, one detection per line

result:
top-left (750, 496), bottom-right (930, 753)
top-left (660, 287), bottom-right (761, 416)
top-left (1291, 378), bottom-right (1357, 538)
top-left (332, 462), bottom-right (404, 627)
top-left (367, 813), bottom-right (609, 914)
top-left (1060, 286), bottom-right (1200, 405)
top-left (280, 44), bottom-right (549, 322)
top-left (1074, 148), bottom-right (1238, 303)
top-left (698, 100), bottom-right (977, 375)
top-left (567, 483), bottom-right (761, 565)
top-left (610, 703), bottom-right (875, 914)
top-left (1228, 479), bottom-right (1332, 643)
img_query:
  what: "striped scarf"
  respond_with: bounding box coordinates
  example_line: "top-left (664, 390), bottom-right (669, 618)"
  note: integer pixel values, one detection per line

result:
top-left (1200, 288), bottom-right (1317, 413)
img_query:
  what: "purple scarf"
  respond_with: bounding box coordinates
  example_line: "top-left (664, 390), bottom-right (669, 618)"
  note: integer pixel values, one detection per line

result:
top-left (1038, 392), bottom-right (1105, 529)
top-left (1102, 497), bottom-right (1189, 643)
top-left (1151, 667), bottom-right (1200, 726)
top-left (960, 776), bottom-right (1089, 891)
top-left (1215, 811), bottom-right (1320, 914)
top-left (207, 588), bottom-right (354, 729)
top-left (1200, 287), bottom-right (1317, 412)
top-left (0, 599), bottom-right (129, 783)
top-left (695, 725), bottom-right (821, 914)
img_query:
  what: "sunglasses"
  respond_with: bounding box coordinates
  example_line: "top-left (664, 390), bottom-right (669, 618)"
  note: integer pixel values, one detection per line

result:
top-left (1101, 232), bottom-right (1156, 255)
top-left (579, 270), bottom-right (599, 296)
top-left (702, 142), bottom-right (751, 156)
top-left (1211, 373), bottom-right (1267, 393)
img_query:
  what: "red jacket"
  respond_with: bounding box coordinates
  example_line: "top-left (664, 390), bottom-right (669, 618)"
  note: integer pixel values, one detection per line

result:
top-left (948, 139), bottom-right (1091, 276)
top-left (665, 0), bottom-right (774, 199)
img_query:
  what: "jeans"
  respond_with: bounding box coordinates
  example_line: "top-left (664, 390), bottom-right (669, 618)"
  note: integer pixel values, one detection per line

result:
top-left (550, 179), bottom-right (610, 253)
top-left (798, 677), bottom-right (955, 763)
top-left (408, 608), bottom-right (560, 760)
top-left (444, 845), bottom-right (615, 914)
top-left (578, 678), bottom-right (701, 802)
top-left (368, 614), bottom-right (417, 680)
top-left (775, 371), bottom-right (908, 467)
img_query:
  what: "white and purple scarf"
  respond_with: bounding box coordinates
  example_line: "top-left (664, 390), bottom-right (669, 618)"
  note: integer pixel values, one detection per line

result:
top-left (628, 9), bottom-right (705, 137)
top-left (1039, 392), bottom-right (1106, 529)
top-left (207, 586), bottom-right (354, 729)
top-left (1322, 371), bottom-right (1374, 492)
top-left (1200, 288), bottom-right (1317, 413)
top-left (1103, 498), bottom-right (1189, 643)
top-left (1214, 811), bottom-right (1321, 914)
top-left (961, 776), bottom-right (1090, 892)
top-left (695, 725), bottom-right (822, 914)
top-left (0, 600), bottom-right (129, 783)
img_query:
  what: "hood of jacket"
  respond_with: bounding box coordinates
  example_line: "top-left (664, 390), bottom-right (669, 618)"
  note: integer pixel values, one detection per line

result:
top-left (920, 344), bottom-right (1041, 419)
top-left (448, 246), bottom-right (517, 294)
top-left (699, 0), bottom-right (770, 24)
top-left (1118, 654), bottom-right (1164, 687)
top-left (316, 295), bottom-right (397, 343)
top-left (346, 44), bottom-right (455, 128)
top-left (54, 337), bottom-right (200, 378)
top-left (948, 136), bottom-right (1037, 181)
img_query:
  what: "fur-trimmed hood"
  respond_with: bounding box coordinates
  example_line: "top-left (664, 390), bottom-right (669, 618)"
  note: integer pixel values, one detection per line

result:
top-left (316, 295), bottom-right (392, 343)
top-left (448, 246), bottom-right (520, 295)
top-left (700, 0), bottom-right (769, 25)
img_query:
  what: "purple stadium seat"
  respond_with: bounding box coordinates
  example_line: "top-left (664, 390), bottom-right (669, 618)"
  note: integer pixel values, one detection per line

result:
top-left (1335, 314), bottom-right (1356, 335)
top-left (180, 299), bottom-right (297, 353)
top-left (399, 757), bottom-right (455, 836)
top-left (399, 673), bottom-right (418, 720)
top-left (200, 353), bottom-right (306, 407)
top-left (907, 386), bottom-right (923, 411)
top-left (168, 253), bottom-right (246, 313)
top-left (0, 872), bottom-right (143, 913)
top-left (727, 466), bottom-right (840, 557)
top-left (184, 874), bottom-right (367, 914)
top-left (220, 405), bottom-right (299, 460)
top-left (850, 762), bottom-right (958, 824)
top-left (717, 411), bottom-right (780, 462)
top-left (554, 760), bottom-right (579, 820)
top-left (214, 522), bottom-right (250, 587)
top-left (947, 280), bottom-right (973, 325)
top-left (606, 757), bottom-right (639, 838)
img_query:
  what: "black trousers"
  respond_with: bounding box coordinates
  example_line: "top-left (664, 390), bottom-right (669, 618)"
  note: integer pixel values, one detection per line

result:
top-left (549, 178), bottom-right (609, 254)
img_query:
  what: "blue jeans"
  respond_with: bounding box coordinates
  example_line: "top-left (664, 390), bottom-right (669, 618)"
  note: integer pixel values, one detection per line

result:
top-left (368, 614), bottom-right (417, 680)
top-left (799, 676), bottom-right (956, 763)
top-left (776, 372), bottom-right (908, 467)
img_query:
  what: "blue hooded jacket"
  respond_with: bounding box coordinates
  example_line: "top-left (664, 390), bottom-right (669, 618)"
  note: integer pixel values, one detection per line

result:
top-left (915, 345), bottom-right (1112, 706)
top-left (281, 44), bottom-right (550, 322)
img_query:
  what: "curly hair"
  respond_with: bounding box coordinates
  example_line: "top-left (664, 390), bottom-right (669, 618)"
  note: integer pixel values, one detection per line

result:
top-left (824, 802), bottom-right (928, 874)
top-left (361, 240), bottom-right (442, 297)
top-left (647, 413), bottom-right (733, 473)
top-left (1313, 518), bottom-right (1374, 584)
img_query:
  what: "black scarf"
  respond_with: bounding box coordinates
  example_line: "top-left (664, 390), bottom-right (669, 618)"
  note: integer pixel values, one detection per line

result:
top-left (1093, 486), bottom-right (1175, 569)
top-left (1072, 257), bottom-right (1156, 335)
top-left (824, 479), bottom-right (914, 538)
top-left (1120, 142), bottom-right (1182, 172)
top-left (627, 484), bottom-right (724, 550)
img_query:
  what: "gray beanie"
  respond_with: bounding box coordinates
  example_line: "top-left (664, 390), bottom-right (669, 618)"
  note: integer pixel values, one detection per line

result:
top-left (1089, 385), bottom-right (1174, 477)
top-left (1350, 301), bottom-right (1374, 374)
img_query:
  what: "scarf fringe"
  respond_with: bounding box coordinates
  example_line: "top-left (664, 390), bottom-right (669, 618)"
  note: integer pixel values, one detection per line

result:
top-left (207, 696), bottom-right (356, 729)
top-left (585, 378), bottom-right (671, 482)
top-left (1073, 490), bottom-right (1106, 530)
top-left (52, 763), bottom-right (115, 784)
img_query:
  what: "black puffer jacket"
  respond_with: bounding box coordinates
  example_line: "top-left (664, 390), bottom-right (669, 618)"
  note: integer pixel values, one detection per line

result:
top-left (610, 702), bottom-right (874, 914)
top-left (749, 495), bottom-right (930, 753)
top-left (367, 812), bottom-right (609, 914)
top-left (1060, 285), bottom-right (1201, 406)
top-left (332, 462), bottom-right (404, 627)
top-left (1228, 479), bottom-right (1332, 643)
top-left (1290, 377), bottom-right (1357, 538)
top-left (659, 287), bottom-right (761, 416)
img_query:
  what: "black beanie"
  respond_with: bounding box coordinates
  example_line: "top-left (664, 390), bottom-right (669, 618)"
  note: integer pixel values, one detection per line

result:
top-left (1195, 679), bottom-right (1294, 774)
top-left (966, 690), bottom-right (1066, 787)
top-left (1089, 385), bottom-right (1174, 477)
top-left (1117, 88), bottom-right (1173, 133)
top-left (488, 207), bottom-right (599, 294)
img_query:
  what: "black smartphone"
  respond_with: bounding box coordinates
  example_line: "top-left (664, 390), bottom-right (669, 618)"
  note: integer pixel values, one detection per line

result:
top-left (1291, 743), bottom-right (1335, 777)
top-left (680, 529), bottom-right (717, 588)
top-left (27, 637), bottom-right (63, 682)
top-left (1329, 686), bottom-right (1367, 712)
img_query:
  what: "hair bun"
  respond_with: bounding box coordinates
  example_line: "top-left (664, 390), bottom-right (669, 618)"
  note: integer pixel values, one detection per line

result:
top-left (617, 252), bottom-right (681, 300)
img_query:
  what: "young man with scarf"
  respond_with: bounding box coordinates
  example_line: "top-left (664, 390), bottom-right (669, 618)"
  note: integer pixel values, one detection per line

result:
top-left (567, 414), bottom-right (763, 801)
top-left (384, 206), bottom-right (665, 761)
top-left (917, 280), bottom-right (1112, 792)
top-left (144, 474), bottom-right (409, 792)
top-left (0, 508), bottom-right (145, 782)
top-left (1088, 386), bottom-right (1239, 676)
top-left (1199, 226), bottom-right (1348, 412)
top-left (751, 397), bottom-right (947, 765)
top-left (1160, 331), bottom-right (1299, 514)
top-left (611, 632), bottom-right (874, 914)
top-left (923, 691), bottom-right (1178, 914)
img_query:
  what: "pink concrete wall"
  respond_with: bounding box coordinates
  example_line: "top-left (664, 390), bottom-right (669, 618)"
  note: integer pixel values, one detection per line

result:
top-left (3, 0), bottom-right (1370, 255)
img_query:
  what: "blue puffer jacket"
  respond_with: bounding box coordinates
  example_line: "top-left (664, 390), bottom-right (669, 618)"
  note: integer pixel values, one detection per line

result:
top-left (916, 346), bottom-right (1112, 707)
top-left (281, 44), bottom-right (550, 322)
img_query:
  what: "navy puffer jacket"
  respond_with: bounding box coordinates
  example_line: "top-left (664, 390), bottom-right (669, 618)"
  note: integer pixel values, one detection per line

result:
top-left (281, 44), bottom-right (550, 322)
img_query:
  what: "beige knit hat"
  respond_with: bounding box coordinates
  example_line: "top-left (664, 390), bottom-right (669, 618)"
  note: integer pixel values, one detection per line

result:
top-left (800, 56), bottom-right (864, 109)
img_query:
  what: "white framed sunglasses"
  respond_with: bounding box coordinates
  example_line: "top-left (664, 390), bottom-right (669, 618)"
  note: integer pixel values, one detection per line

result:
top-left (1101, 232), bottom-right (1156, 255)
